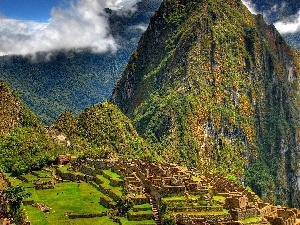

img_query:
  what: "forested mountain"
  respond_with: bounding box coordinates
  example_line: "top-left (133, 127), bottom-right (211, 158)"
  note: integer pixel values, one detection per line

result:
top-left (0, 81), bottom-right (151, 176)
top-left (0, 81), bottom-right (68, 175)
top-left (112, 0), bottom-right (300, 207)
top-left (0, 0), bottom-right (299, 126)
top-left (0, 0), bottom-right (161, 125)
top-left (54, 102), bottom-right (153, 160)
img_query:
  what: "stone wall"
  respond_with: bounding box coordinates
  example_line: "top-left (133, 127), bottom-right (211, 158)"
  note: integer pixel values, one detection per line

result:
top-left (225, 194), bottom-right (248, 209)
top-left (68, 212), bottom-right (107, 219)
top-left (175, 213), bottom-right (232, 225)
top-left (230, 208), bottom-right (258, 221)
top-left (169, 206), bottom-right (223, 212)
top-left (127, 211), bottom-right (154, 221)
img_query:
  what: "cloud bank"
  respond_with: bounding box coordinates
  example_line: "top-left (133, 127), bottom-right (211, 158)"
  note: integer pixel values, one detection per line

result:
top-left (242, 0), bottom-right (300, 34)
top-left (241, 0), bottom-right (259, 15)
top-left (0, 0), bottom-right (140, 56)
top-left (274, 11), bottom-right (300, 34)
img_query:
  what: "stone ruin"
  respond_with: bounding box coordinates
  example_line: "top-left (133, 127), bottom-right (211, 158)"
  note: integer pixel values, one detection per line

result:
top-left (53, 158), bottom-right (300, 225)
top-left (57, 154), bottom-right (76, 165)
top-left (33, 203), bottom-right (50, 213)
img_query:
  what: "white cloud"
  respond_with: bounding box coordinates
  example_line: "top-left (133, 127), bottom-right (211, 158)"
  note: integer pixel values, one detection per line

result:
top-left (274, 11), bottom-right (300, 34)
top-left (241, 0), bottom-right (300, 34)
top-left (241, 0), bottom-right (259, 15)
top-left (0, 0), bottom-right (140, 56)
top-left (129, 23), bottom-right (148, 32)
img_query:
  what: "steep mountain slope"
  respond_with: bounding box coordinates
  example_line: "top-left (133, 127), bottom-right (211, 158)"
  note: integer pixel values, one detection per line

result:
top-left (0, 82), bottom-right (152, 176)
top-left (0, 0), bottom-right (161, 125)
top-left (0, 81), bottom-right (39, 134)
top-left (0, 82), bottom-right (68, 175)
top-left (54, 102), bottom-right (153, 160)
top-left (112, 0), bottom-right (300, 206)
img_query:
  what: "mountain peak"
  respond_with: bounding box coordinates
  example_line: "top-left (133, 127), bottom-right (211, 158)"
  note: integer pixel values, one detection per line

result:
top-left (112, 0), bottom-right (300, 206)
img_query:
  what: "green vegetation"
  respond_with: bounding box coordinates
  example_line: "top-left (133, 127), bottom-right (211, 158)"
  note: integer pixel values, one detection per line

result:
top-left (133, 203), bottom-right (152, 211)
top-left (54, 102), bottom-right (154, 161)
top-left (0, 1), bottom-right (162, 125)
top-left (112, 0), bottom-right (300, 206)
top-left (3, 186), bottom-right (31, 224)
top-left (0, 126), bottom-right (67, 175)
top-left (119, 218), bottom-right (156, 225)
top-left (240, 216), bottom-right (261, 224)
top-left (2, 165), bottom-right (156, 225)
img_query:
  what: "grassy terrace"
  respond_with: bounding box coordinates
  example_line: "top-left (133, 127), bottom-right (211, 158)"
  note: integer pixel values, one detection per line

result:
top-left (102, 169), bottom-right (123, 180)
top-left (24, 182), bottom-right (111, 224)
top-left (240, 217), bottom-right (262, 224)
top-left (57, 165), bottom-right (85, 176)
top-left (22, 174), bottom-right (39, 182)
top-left (7, 166), bottom-right (155, 225)
top-left (25, 205), bottom-right (117, 225)
top-left (133, 203), bottom-right (152, 211)
top-left (4, 173), bottom-right (23, 186)
top-left (119, 218), bottom-right (156, 225)
top-left (32, 170), bottom-right (52, 178)
top-left (173, 209), bottom-right (229, 216)
top-left (213, 195), bottom-right (226, 202)
top-left (96, 174), bottom-right (123, 198)
top-left (162, 195), bottom-right (201, 202)
top-left (128, 209), bottom-right (153, 216)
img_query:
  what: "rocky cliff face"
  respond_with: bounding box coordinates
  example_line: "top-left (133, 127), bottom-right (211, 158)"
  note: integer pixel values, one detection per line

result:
top-left (112, 0), bottom-right (300, 206)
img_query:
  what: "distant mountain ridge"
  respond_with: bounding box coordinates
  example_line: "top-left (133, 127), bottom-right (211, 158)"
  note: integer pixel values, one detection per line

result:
top-left (0, 0), bottom-right (162, 125)
top-left (0, 0), bottom-right (299, 126)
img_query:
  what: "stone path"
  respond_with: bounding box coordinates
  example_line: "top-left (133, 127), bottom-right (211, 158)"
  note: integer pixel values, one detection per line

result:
top-left (150, 195), bottom-right (161, 225)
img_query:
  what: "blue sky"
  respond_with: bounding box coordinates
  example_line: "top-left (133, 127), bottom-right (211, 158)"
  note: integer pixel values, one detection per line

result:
top-left (0, 0), bottom-right (62, 21)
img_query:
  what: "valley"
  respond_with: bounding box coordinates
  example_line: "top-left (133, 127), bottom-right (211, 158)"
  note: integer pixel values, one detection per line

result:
top-left (0, 0), bottom-right (300, 224)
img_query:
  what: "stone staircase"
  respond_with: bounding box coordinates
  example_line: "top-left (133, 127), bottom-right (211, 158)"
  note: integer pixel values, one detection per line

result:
top-left (149, 196), bottom-right (161, 225)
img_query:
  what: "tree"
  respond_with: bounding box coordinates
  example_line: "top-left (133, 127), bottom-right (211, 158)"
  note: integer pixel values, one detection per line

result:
top-left (3, 186), bottom-right (31, 224)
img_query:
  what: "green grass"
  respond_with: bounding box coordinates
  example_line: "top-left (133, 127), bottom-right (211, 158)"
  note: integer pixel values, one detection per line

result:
top-left (97, 174), bottom-right (123, 198)
top-left (213, 196), bottom-right (226, 202)
top-left (173, 209), bottom-right (229, 216)
top-left (102, 169), bottom-right (123, 181)
top-left (128, 210), bottom-right (153, 216)
top-left (23, 174), bottom-right (39, 182)
top-left (119, 217), bottom-right (156, 225)
top-left (25, 205), bottom-right (117, 225)
top-left (57, 165), bottom-right (71, 173)
top-left (133, 204), bottom-right (152, 211)
top-left (240, 217), bottom-right (261, 224)
top-left (162, 195), bottom-right (201, 202)
top-left (7, 176), bottom-right (24, 186)
top-left (57, 166), bottom-right (85, 176)
top-left (24, 182), bottom-right (110, 224)
top-left (192, 176), bottom-right (202, 181)
top-left (33, 170), bottom-right (52, 178)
